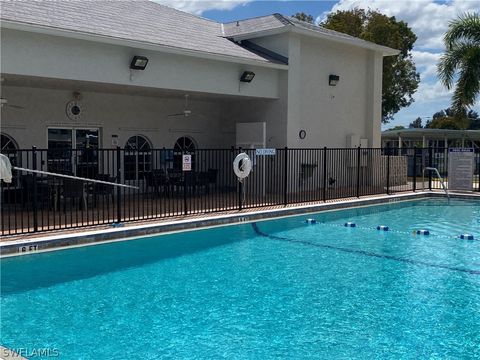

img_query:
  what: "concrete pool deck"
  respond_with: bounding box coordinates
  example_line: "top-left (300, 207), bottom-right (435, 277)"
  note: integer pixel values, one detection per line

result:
top-left (1, 190), bottom-right (479, 257)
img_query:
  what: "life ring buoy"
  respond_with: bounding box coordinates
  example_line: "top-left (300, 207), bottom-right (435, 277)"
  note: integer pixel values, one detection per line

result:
top-left (233, 153), bottom-right (252, 180)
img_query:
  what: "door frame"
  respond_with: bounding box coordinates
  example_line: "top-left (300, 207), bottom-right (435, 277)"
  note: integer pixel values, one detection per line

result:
top-left (46, 126), bottom-right (101, 175)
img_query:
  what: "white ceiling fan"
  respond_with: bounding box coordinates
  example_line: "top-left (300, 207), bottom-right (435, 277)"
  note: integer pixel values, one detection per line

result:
top-left (167, 94), bottom-right (205, 118)
top-left (0, 78), bottom-right (25, 110)
top-left (167, 94), bottom-right (192, 117)
top-left (0, 98), bottom-right (25, 110)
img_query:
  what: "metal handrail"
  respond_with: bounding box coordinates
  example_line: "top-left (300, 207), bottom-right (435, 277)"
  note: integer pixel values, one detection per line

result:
top-left (423, 166), bottom-right (450, 199)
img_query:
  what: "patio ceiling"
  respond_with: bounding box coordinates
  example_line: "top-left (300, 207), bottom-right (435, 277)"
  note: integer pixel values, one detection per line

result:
top-left (1, 74), bottom-right (270, 102)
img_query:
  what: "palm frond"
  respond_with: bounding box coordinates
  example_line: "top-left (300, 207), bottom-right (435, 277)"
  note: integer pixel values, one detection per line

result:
top-left (444, 13), bottom-right (480, 49)
top-left (437, 43), bottom-right (477, 89)
top-left (450, 46), bottom-right (480, 114)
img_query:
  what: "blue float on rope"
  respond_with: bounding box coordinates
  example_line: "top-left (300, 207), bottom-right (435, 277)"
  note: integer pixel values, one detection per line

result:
top-left (344, 222), bottom-right (356, 228)
top-left (305, 219), bottom-right (317, 224)
top-left (377, 225), bottom-right (389, 231)
top-left (460, 234), bottom-right (474, 240)
top-left (416, 229), bottom-right (430, 236)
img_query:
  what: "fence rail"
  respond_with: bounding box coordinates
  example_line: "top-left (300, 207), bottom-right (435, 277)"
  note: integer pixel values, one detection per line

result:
top-left (1, 146), bottom-right (479, 236)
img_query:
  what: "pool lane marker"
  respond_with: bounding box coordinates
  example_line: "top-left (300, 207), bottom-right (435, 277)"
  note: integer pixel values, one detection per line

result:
top-left (252, 223), bottom-right (480, 276)
top-left (307, 221), bottom-right (478, 241)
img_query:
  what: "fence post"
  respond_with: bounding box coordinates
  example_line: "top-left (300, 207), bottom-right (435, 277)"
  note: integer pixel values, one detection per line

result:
top-left (116, 146), bottom-right (122, 223)
top-left (428, 145), bottom-right (433, 190)
top-left (356, 146), bottom-right (361, 198)
top-left (386, 151), bottom-right (390, 195)
top-left (183, 154), bottom-right (188, 215)
top-left (478, 150), bottom-right (480, 192)
top-left (32, 146), bottom-right (38, 232)
top-left (283, 147), bottom-right (288, 206)
top-left (323, 147), bottom-right (327, 202)
top-left (413, 147), bottom-right (417, 192)
top-left (237, 147), bottom-right (243, 211)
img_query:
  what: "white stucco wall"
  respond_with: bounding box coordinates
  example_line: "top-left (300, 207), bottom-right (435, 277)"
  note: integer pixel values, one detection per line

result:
top-left (1, 29), bottom-right (282, 100)
top-left (1, 27), bottom-right (384, 151)
top-left (1, 85), bottom-right (238, 149)
top-left (287, 35), bottom-right (382, 148)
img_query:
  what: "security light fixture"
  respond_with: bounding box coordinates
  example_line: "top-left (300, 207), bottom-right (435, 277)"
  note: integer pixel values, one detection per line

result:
top-left (329, 74), bottom-right (339, 86)
top-left (240, 71), bottom-right (255, 83)
top-left (130, 56), bottom-right (149, 70)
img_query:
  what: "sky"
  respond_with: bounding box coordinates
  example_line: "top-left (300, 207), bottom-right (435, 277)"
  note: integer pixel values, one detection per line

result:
top-left (155, 0), bottom-right (480, 129)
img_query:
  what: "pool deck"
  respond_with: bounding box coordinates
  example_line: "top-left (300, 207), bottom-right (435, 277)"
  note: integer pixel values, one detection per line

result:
top-left (0, 346), bottom-right (27, 360)
top-left (1, 190), bottom-right (479, 257)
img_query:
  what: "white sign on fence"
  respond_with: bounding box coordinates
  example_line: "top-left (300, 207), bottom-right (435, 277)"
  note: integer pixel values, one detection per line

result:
top-left (182, 154), bottom-right (192, 171)
top-left (448, 148), bottom-right (474, 191)
top-left (255, 148), bottom-right (276, 156)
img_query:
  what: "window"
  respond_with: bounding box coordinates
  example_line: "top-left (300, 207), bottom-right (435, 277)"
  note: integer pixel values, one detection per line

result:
top-left (1, 133), bottom-right (18, 165)
top-left (124, 135), bottom-right (152, 181)
top-left (173, 136), bottom-right (196, 171)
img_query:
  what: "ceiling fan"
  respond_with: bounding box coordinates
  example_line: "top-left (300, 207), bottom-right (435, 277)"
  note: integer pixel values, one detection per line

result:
top-left (167, 94), bottom-right (204, 118)
top-left (0, 98), bottom-right (25, 110)
top-left (0, 78), bottom-right (25, 110)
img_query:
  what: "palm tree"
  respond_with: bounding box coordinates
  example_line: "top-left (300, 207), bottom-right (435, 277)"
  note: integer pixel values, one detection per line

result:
top-left (437, 13), bottom-right (480, 114)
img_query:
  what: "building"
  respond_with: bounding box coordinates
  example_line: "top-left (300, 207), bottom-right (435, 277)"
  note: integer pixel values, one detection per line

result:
top-left (382, 128), bottom-right (480, 149)
top-left (1, 0), bottom-right (397, 163)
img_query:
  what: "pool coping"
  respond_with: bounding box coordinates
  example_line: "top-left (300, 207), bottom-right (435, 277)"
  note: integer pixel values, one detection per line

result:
top-left (1, 191), bottom-right (479, 257)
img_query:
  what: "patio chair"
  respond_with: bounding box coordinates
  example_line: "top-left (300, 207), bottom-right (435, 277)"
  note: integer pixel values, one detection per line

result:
top-left (92, 174), bottom-right (116, 206)
top-left (61, 178), bottom-right (86, 211)
top-left (207, 168), bottom-right (218, 193)
top-left (20, 174), bottom-right (51, 209)
top-left (145, 169), bottom-right (169, 197)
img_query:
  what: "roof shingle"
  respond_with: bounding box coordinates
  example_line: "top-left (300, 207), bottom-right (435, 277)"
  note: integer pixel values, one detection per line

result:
top-left (0, 0), bottom-right (277, 64)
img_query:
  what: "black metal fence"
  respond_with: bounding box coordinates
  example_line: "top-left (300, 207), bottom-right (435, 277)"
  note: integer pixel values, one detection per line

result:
top-left (1, 147), bottom-right (479, 236)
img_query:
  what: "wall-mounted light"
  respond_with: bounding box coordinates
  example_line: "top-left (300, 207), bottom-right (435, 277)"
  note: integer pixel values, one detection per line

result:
top-left (130, 56), bottom-right (149, 70)
top-left (329, 74), bottom-right (339, 86)
top-left (240, 71), bottom-right (255, 83)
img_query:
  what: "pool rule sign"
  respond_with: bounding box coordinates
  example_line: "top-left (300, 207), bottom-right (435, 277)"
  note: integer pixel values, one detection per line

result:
top-left (448, 148), bottom-right (474, 191)
top-left (182, 154), bottom-right (192, 171)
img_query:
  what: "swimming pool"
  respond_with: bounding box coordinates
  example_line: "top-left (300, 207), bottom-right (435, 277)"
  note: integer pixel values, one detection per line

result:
top-left (1, 198), bottom-right (479, 359)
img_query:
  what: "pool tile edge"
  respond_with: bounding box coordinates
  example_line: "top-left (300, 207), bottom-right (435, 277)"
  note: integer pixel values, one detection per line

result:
top-left (1, 192), bottom-right (478, 257)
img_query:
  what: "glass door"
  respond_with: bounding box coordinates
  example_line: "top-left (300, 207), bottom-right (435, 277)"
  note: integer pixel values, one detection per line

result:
top-left (48, 128), bottom-right (73, 174)
top-left (47, 128), bottom-right (99, 177)
top-left (75, 129), bottom-right (99, 178)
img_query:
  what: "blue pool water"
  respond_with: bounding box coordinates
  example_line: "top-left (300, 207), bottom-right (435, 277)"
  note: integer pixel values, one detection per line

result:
top-left (1, 198), bottom-right (479, 359)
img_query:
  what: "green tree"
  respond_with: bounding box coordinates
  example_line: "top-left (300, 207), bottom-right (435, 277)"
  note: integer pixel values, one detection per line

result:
top-left (388, 125), bottom-right (406, 131)
top-left (426, 107), bottom-right (470, 129)
top-left (292, 12), bottom-right (314, 24)
top-left (426, 117), bottom-right (463, 130)
top-left (409, 117), bottom-right (423, 128)
top-left (437, 13), bottom-right (480, 114)
top-left (322, 9), bottom-right (420, 123)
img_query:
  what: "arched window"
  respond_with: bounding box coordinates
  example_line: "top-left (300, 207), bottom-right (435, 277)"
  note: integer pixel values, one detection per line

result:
top-left (1, 133), bottom-right (18, 165)
top-left (173, 136), bottom-right (196, 171)
top-left (124, 135), bottom-right (152, 181)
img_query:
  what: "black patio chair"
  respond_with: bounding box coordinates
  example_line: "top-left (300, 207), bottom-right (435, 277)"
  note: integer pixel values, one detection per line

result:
top-left (207, 168), bottom-right (218, 193)
top-left (20, 174), bottom-right (51, 209)
top-left (61, 178), bottom-right (86, 211)
top-left (92, 174), bottom-right (116, 206)
top-left (145, 169), bottom-right (169, 197)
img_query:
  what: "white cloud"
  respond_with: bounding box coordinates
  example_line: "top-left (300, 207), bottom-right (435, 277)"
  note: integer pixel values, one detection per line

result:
top-left (151, 0), bottom-right (249, 15)
top-left (321, 0), bottom-right (479, 51)
top-left (412, 50), bottom-right (441, 78)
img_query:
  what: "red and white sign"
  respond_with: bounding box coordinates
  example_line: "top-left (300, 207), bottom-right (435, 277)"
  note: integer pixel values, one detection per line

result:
top-left (182, 154), bottom-right (192, 171)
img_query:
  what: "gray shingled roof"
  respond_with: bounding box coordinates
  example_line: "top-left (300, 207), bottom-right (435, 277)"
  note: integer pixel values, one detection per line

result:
top-left (0, 0), bottom-right (279, 64)
top-left (0, 1), bottom-right (396, 63)
top-left (224, 14), bottom-right (398, 54)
